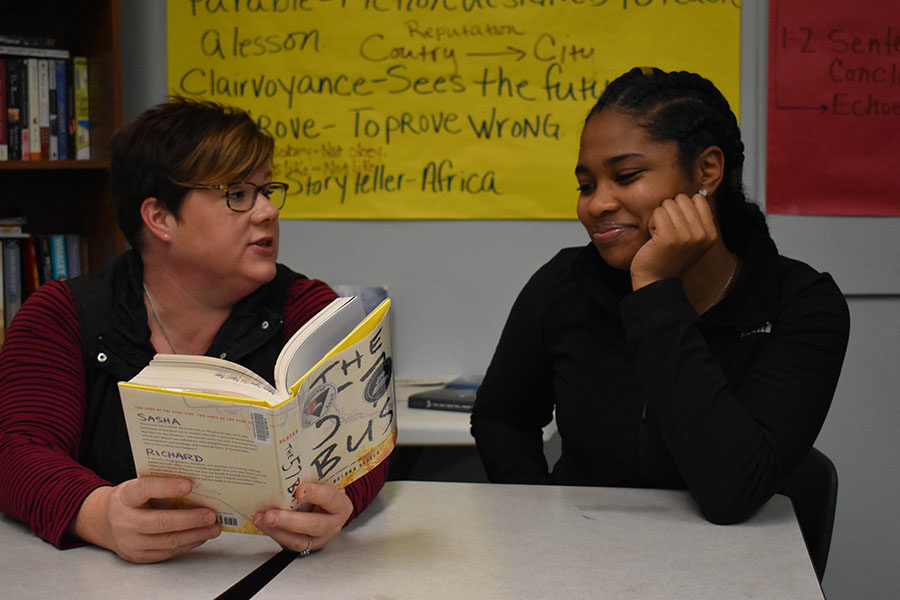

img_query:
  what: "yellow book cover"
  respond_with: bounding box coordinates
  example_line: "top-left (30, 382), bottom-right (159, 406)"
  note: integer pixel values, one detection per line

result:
top-left (118, 297), bottom-right (396, 534)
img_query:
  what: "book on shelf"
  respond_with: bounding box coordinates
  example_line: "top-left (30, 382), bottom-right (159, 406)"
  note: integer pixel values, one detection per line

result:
top-left (0, 58), bottom-right (7, 160)
top-left (26, 58), bottom-right (38, 160)
top-left (4, 57), bottom-right (26, 160)
top-left (1, 232), bottom-right (29, 333)
top-left (0, 42), bottom-right (75, 161)
top-left (48, 233), bottom-right (67, 280)
top-left (25, 233), bottom-right (84, 283)
top-left (65, 233), bottom-right (82, 278)
top-left (0, 216), bottom-right (26, 234)
top-left (37, 59), bottom-right (49, 159)
top-left (21, 235), bottom-right (40, 297)
top-left (48, 60), bottom-right (58, 160)
top-left (73, 56), bottom-right (89, 160)
top-left (35, 235), bottom-right (53, 283)
top-left (118, 296), bottom-right (397, 534)
top-left (407, 375), bottom-right (483, 413)
top-left (55, 59), bottom-right (69, 159)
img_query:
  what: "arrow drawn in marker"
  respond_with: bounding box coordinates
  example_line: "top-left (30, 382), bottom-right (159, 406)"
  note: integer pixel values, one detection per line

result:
top-left (467, 46), bottom-right (526, 61)
top-left (775, 102), bottom-right (828, 114)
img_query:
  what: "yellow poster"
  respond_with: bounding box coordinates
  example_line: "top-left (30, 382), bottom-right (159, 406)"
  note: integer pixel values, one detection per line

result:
top-left (167, 0), bottom-right (740, 219)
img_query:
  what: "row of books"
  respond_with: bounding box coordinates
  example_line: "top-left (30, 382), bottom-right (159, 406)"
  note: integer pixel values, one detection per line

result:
top-left (0, 40), bottom-right (91, 161)
top-left (1, 222), bottom-right (88, 344)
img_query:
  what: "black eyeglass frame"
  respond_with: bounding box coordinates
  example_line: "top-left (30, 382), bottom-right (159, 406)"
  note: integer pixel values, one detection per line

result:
top-left (191, 181), bottom-right (290, 212)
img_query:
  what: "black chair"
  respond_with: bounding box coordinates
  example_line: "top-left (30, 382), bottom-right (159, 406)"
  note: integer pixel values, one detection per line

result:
top-left (778, 447), bottom-right (838, 583)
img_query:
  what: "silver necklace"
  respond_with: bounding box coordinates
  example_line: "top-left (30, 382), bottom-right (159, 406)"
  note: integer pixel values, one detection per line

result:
top-left (701, 257), bottom-right (739, 315)
top-left (143, 282), bottom-right (180, 354)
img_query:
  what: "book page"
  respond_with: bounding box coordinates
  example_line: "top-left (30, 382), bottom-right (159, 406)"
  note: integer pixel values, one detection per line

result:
top-left (130, 354), bottom-right (281, 404)
top-left (274, 296), bottom-right (366, 395)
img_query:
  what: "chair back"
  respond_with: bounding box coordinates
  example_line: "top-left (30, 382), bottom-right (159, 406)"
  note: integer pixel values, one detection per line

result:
top-left (778, 447), bottom-right (838, 582)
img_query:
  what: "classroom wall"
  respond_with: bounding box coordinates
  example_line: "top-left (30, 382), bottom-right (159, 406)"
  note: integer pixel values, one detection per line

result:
top-left (122, 2), bottom-right (899, 598)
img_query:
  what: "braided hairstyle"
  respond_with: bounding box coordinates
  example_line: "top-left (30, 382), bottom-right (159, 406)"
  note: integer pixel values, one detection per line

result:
top-left (586, 67), bottom-right (772, 256)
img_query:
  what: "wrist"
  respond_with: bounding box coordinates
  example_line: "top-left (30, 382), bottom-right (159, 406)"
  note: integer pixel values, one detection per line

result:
top-left (69, 485), bottom-right (113, 548)
top-left (630, 271), bottom-right (664, 291)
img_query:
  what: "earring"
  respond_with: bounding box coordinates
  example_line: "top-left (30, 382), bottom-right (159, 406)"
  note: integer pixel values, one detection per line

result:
top-left (698, 189), bottom-right (708, 196)
top-left (164, 233), bottom-right (169, 239)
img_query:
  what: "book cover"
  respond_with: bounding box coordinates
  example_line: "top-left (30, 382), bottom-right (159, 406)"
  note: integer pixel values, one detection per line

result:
top-left (55, 59), bottom-right (68, 159)
top-left (22, 235), bottom-right (40, 297)
top-left (48, 234), bottom-right (67, 280)
top-left (38, 59), bottom-right (50, 160)
top-left (26, 58), bottom-right (39, 160)
top-left (48, 60), bottom-right (58, 160)
top-left (64, 234), bottom-right (81, 278)
top-left (407, 387), bottom-right (477, 413)
top-left (2, 236), bottom-right (25, 330)
top-left (118, 297), bottom-right (397, 534)
top-left (35, 235), bottom-right (53, 283)
top-left (406, 375), bottom-right (482, 413)
top-left (4, 58), bottom-right (24, 160)
top-left (0, 58), bottom-right (7, 160)
top-left (66, 59), bottom-right (75, 160)
top-left (73, 56), bottom-right (89, 160)
top-left (18, 57), bottom-right (28, 160)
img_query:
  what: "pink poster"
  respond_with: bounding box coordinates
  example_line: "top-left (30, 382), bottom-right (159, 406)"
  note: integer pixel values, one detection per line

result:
top-left (767, 0), bottom-right (900, 216)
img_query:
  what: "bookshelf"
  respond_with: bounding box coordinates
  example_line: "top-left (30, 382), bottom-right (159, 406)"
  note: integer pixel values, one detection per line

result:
top-left (0, 0), bottom-right (124, 270)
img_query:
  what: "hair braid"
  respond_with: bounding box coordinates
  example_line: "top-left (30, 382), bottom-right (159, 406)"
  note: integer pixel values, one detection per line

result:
top-left (586, 67), bottom-right (774, 256)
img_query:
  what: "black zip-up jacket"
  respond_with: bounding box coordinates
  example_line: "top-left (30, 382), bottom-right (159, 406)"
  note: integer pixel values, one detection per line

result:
top-left (67, 250), bottom-right (301, 486)
top-left (471, 236), bottom-right (850, 524)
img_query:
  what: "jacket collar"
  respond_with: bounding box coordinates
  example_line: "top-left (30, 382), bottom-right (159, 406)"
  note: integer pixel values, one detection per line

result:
top-left (568, 234), bottom-right (783, 330)
top-left (571, 243), bottom-right (632, 311)
top-left (701, 233), bottom-right (781, 329)
top-left (103, 250), bottom-right (283, 373)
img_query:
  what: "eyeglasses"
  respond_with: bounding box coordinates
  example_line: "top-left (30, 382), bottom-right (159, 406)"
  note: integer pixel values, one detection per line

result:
top-left (192, 181), bottom-right (290, 212)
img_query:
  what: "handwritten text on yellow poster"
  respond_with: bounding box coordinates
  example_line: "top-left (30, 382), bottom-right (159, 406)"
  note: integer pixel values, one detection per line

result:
top-left (168, 1), bottom-right (740, 219)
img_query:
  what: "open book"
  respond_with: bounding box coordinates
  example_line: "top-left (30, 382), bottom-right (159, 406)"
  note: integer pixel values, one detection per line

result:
top-left (118, 297), bottom-right (396, 534)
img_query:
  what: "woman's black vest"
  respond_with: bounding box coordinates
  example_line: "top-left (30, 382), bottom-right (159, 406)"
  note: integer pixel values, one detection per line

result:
top-left (65, 251), bottom-right (299, 484)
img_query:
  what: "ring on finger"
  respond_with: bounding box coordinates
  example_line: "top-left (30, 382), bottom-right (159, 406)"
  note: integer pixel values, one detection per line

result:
top-left (299, 534), bottom-right (313, 557)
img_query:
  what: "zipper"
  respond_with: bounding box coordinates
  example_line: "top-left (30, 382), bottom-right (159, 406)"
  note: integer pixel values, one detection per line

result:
top-left (638, 399), bottom-right (649, 482)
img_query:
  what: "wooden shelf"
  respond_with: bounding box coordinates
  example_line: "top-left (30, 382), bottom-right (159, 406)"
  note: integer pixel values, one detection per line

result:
top-left (0, 0), bottom-right (124, 270)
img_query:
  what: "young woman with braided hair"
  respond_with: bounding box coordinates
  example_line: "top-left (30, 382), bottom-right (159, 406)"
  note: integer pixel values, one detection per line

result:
top-left (471, 67), bottom-right (850, 524)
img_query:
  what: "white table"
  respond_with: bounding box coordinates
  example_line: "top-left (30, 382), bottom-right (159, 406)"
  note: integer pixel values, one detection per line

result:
top-left (0, 482), bottom-right (822, 599)
top-left (395, 378), bottom-right (557, 446)
top-left (258, 481), bottom-right (823, 600)
top-left (0, 515), bottom-right (283, 599)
